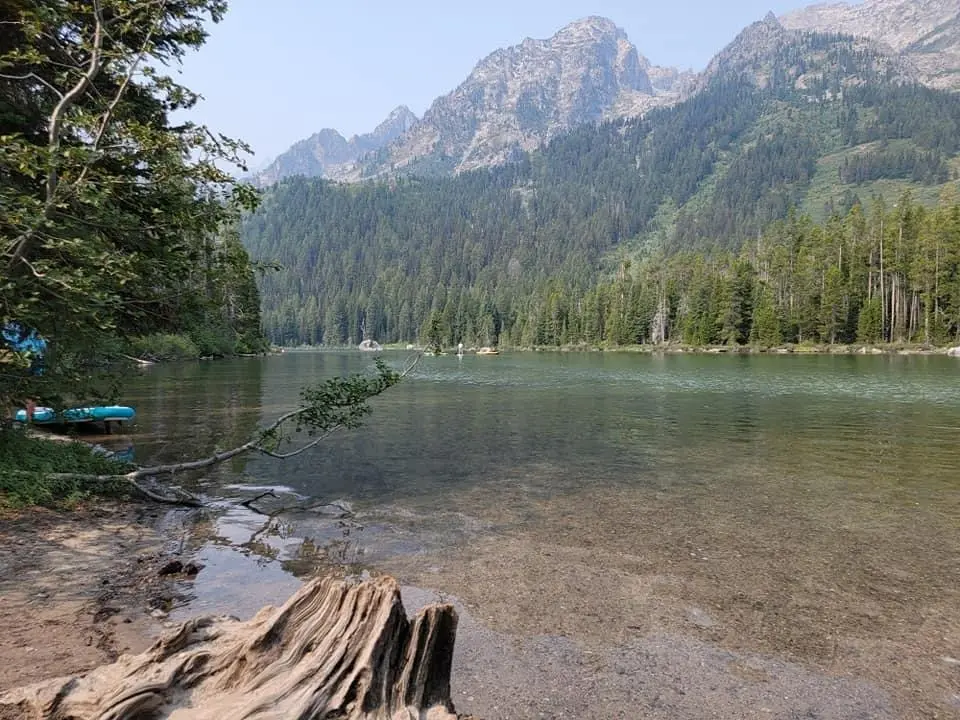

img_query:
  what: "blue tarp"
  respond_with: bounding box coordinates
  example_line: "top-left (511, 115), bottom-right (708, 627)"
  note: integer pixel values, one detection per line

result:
top-left (2, 322), bottom-right (46, 375)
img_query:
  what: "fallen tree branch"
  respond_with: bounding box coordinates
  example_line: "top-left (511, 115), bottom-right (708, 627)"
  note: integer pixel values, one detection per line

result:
top-left (6, 470), bottom-right (206, 506)
top-left (121, 353), bottom-right (155, 365)
top-left (128, 479), bottom-right (204, 506)
top-left (240, 489), bottom-right (278, 508)
top-left (12, 354), bottom-right (424, 505)
top-left (252, 425), bottom-right (340, 459)
top-left (239, 490), bottom-right (279, 515)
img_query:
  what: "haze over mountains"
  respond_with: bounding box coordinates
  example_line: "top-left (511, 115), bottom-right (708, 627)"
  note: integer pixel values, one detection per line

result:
top-left (251, 106), bottom-right (417, 186)
top-left (352, 17), bottom-right (692, 178)
top-left (252, 0), bottom-right (960, 187)
top-left (252, 15), bottom-right (689, 185)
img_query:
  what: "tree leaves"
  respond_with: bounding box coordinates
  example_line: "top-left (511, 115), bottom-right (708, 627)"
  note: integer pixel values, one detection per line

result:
top-left (0, 0), bottom-right (263, 407)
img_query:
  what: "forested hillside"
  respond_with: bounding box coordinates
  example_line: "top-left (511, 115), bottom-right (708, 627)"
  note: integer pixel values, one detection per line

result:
top-left (523, 195), bottom-right (960, 348)
top-left (243, 30), bottom-right (960, 348)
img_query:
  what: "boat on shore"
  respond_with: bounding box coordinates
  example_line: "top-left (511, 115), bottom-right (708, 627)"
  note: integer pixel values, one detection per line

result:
top-left (15, 405), bottom-right (136, 426)
top-left (476, 347), bottom-right (500, 356)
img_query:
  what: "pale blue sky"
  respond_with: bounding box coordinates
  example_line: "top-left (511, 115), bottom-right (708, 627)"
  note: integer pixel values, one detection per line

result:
top-left (175, 0), bottom-right (815, 165)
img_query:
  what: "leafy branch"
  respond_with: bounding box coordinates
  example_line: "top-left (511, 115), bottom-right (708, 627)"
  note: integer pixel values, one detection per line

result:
top-left (10, 355), bottom-right (421, 505)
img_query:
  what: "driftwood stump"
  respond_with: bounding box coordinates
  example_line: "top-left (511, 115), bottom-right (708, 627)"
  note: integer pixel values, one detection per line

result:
top-left (2, 576), bottom-right (460, 719)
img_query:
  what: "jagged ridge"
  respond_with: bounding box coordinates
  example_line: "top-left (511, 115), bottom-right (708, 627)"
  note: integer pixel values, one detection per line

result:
top-left (781, 0), bottom-right (960, 90)
top-left (252, 105), bottom-right (417, 185)
top-left (355, 16), bottom-right (690, 178)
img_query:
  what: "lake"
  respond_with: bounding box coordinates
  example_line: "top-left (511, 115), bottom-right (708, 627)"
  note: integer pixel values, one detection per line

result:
top-left (120, 351), bottom-right (960, 719)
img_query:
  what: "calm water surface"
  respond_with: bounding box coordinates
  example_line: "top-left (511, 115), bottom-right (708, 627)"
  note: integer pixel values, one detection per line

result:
top-left (125, 351), bottom-right (960, 500)
top-left (120, 351), bottom-right (960, 718)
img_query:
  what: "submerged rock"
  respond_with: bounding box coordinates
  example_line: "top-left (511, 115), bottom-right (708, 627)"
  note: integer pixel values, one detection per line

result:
top-left (307, 499), bottom-right (354, 518)
top-left (158, 560), bottom-right (183, 576)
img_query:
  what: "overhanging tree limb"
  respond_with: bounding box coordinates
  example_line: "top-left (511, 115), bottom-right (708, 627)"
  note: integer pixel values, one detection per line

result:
top-left (10, 355), bottom-right (422, 505)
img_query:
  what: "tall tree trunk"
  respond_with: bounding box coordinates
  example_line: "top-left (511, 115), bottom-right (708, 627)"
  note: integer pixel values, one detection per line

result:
top-left (879, 218), bottom-right (886, 341)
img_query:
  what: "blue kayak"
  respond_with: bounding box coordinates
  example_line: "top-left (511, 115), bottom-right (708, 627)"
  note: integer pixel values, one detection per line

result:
top-left (15, 405), bottom-right (136, 424)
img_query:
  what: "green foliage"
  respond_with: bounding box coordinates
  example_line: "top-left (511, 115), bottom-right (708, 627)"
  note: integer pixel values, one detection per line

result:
top-left (0, 0), bottom-right (265, 409)
top-left (0, 430), bottom-right (132, 508)
top-left (189, 324), bottom-right (235, 358)
top-left (840, 145), bottom-right (950, 185)
top-left (256, 190), bottom-right (960, 349)
top-left (258, 359), bottom-right (402, 455)
top-left (296, 359), bottom-right (401, 436)
top-left (857, 297), bottom-right (883, 343)
top-left (425, 311), bottom-right (444, 354)
top-left (751, 289), bottom-right (783, 347)
top-left (129, 334), bottom-right (201, 362)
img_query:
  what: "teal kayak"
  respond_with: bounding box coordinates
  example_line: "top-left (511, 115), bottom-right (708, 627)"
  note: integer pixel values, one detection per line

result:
top-left (15, 405), bottom-right (136, 424)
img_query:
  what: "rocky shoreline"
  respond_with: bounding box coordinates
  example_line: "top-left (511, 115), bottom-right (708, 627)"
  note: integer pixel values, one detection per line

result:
top-left (2, 496), bottom-right (953, 719)
top-left (513, 342), bottom-right (960, 355)
top-left (321, 341), bottom-right (960, 356)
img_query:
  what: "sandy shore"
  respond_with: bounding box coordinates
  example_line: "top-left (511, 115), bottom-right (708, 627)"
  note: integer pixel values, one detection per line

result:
top-left (2, 501), bottom-right (957, 719)
top-left (0, 503), bottom-right (189, 694)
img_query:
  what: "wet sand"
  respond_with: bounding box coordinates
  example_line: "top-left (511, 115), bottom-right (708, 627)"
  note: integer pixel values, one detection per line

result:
top-left (2, 487), bottom-right (957, 719)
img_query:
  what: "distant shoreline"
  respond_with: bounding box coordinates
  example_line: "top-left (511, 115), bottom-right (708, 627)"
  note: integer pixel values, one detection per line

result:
top-left (275, 342), bottom-right (958, 356)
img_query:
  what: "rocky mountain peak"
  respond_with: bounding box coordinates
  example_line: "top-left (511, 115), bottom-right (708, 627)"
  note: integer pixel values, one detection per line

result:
top-left (781, 0), bottom-right (960, 90)
top-left (251, 105), bottom-right (420, 186)
top-left (696, 6), bottom-right (921, 95)
top-left (697, 11), bottom-right (788, 89)
top-left (373, 106), bottom-right (417, 134)
top-left (353, 17), bottom-right (685, 178)
top-left (553, 15), bottom-right (624, 41)
top-left (365, 106), bottom-right (417, 145)
top-left (736, 11), bottom-right (786, 46)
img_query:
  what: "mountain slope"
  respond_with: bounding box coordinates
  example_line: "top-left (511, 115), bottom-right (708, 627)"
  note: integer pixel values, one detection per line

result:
top-left (781, 0), bottom-right (960, 90)
top-left (243, 24), bottom-right (960, 346)
top-left (252, 106), bottom-right (417, 185)
top-left (351, 17), bottom-right (690, 178)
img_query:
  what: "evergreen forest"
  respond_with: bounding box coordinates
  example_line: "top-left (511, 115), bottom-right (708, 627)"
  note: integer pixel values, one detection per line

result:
top-left (243, 33), bottom-right (960, 350)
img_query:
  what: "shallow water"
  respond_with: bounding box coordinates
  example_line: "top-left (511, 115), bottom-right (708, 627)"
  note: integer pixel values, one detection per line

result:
top-left (121, 351), bottom-right (960, 718)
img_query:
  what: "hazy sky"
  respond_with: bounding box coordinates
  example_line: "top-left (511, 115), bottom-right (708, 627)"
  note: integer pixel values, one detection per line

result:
top-left (175, 0), bottom-right (815, 165)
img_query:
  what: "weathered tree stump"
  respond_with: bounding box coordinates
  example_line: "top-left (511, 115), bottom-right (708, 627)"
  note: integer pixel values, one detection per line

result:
top-left (1, 576), bottom-right (461, 719)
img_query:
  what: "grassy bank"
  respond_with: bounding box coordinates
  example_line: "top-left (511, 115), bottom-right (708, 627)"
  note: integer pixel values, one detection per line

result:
top-left (128, 329), bottom-right (270, 363)
top-left (0, 429), bottom-right (133, 509)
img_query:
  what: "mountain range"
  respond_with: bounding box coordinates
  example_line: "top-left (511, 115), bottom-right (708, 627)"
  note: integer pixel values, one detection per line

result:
top-left (251, 16), bottom-right (690, 185)
top-left (251, 106), bottom-right (417, 186)
top-left (243, 0), bottom-right (960, 351)
top-left (251, 0), bottom-right (959, 187)
top-left (351, 17), bottom-right (691, 179)
top-left (781, 0), bottom-right (960, 90)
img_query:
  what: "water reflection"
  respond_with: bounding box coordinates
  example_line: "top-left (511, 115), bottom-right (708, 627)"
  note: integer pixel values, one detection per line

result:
top-left (121, 358), bottom-right (265, 477)
top-left (129, 352), bottom-right (959, 718)
top-left (122, 351), bottom-right (960, 509)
